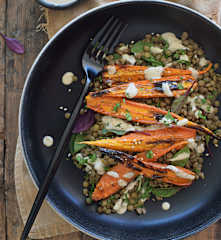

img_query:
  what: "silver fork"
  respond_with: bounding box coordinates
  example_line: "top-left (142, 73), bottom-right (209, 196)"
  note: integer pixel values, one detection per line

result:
top-left (20, 16), bottom-right (127, 240)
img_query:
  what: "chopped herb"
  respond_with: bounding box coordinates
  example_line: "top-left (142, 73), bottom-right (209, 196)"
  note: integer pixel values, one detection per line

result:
top-left (177, 83), bottom-right (184, 90)
top-left (208, 94), bottom-right (214, 99)
top-left (113, 53), bottom-right (121, 60)
top-left (197, 110), bottom-right (206, 120)
top-left (162, 111), bottom-right (176, 126)
top-left (152, 187), bottom-right (180, 198)
top-left (193, 168), bottom-right (200, 174)
top-left (124, 193), bottom-right (129, 203)
top-left (89, 183), bottom-right (95, 199)
top-left (115, 123), bottom-right (121, 127)
top-left (113, 102), bottom-right (121, 112)
top-left (146, 150), bottom-right (154, 159)
top-left (104, 166), bottom-right (111, 171)
top-left (125, 92), bottom-right (130, 98)
top-left (140, 179), bottom-right (152, 199)
top-left (123, 98), bottom-right (126, 103)
top-left (76, 154), bottom-right (87, 165)
top-left (207, 106), bottom-right (211, 112)
top-left (89, 153), bottom-right (96, 162)
top-left (156, 101), bottom-right (161, 108)
top-left (130, 41), bottom-right (152, 54)
top-left (140, 88), bottom-right (145, 91)
top-left (125, 110), bottom-right (132, 121)
top-left (180, 76), bottom-right (184, 80)
top-left (201, 98), bottom-right (206, 104)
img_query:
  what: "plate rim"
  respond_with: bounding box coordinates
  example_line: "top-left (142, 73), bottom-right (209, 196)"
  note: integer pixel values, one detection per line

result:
top-left (19, 1), bottom-right (221, 239)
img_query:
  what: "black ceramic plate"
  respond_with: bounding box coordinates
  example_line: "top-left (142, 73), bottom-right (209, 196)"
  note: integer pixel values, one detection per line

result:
top-left (19, 1), bottom-right (221, 239)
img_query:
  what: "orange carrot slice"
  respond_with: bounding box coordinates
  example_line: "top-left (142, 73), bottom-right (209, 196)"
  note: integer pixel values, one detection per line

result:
top-left (102, 65), bottom-right (193, 85)
top-left (86, 95), bottom-right (217, 138)
top-left (82, 127), bottom-right (195, 152)
top-left (199, 63), bottom-right (212, 75)
top-left (91, 76), bottom-right (196, 98)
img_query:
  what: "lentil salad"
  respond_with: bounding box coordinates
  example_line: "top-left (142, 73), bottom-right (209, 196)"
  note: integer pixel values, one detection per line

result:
top-left (69, 31), bottom-right (221, 215)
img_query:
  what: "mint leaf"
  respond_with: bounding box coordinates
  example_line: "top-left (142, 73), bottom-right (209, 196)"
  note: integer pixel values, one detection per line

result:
top-left (177, 83), bottom-right (184, 90)
top-left (152, 187), bottom-right (180, 198)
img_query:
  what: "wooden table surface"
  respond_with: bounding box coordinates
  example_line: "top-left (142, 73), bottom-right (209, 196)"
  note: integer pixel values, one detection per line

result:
top-left (0, 0), bottom-right (221, 239)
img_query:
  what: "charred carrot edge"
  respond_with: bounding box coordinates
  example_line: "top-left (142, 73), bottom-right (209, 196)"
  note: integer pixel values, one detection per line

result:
top-left (82, 127), bottom-right (195, 152)
top-left (92, 147), bottom-right (194, 201)
top-left (102, 65), bottom-right (193, 84)
top-left (86, 95), bottom-right (219, 139)
top-left (91, 77), bottom-right (196, 99)
top-left (199, 63), bottom-right (212, 75)
top-left (135, 161), bottom-right (195, 186)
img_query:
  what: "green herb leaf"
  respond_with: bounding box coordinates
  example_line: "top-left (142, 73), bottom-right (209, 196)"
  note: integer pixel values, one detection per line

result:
top-left (201, 98), bottom-right (206, 104)
top-left (76, 154), bottom-right (87, 165)
top-left (89, 153), bottom-right (96, 162)
top-left (69, 134), bottom-right (86, 154)
top-left (104, 166), bottom-right (111, 171)
top-left (123, 98), bottom-right (126, 103)
top-left (113, 102), bottom-right (121, 112)
top-left (146, 150), bottom-right (154, 159)
top-left (152, 187), bottom-right (180, 198)
top-left (177, 83), bottom-right (184, 90)
top-left (131, 41), bottom-right (152, 54)
top-left (161, 111), bottom-right (176, 126)
top-left (193, 168), bottom-right (200, 174)
top-left (141, 55), bottom-right (164, 66)
top-left (113, 53), bottom-right (121, 60)
top-left (171, 95), bottom-right (186, 114)
top-left (197, 110), bottom-right (206, 120)
top-left (140, 178), bottom-right (152, 199)
top-left (102, 128), bottom-right (127, 136)
top-left (125, 110), bottom-right (132, 121)
top-left (169, 146), bottom-right (190, 167)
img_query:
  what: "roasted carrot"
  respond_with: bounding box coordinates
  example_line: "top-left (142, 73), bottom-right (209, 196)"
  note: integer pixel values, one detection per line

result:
top-left (136, 140), bottom-right (187, 162)
top-left (92, 163), bottom-right (138, 201)
top-left (82, 127), bottom-right (195, 152)
top-left (91, 77), bottom-right (196, 98)
top-left (135, 161), bottom-right (195, 186)
top-left (92, 149), bottom-right (195, 201)
top-left (162, 68), bottom-right (192, 77)
top-left (102, 65), bottom-right (193, 85)
top-left (86, 95), bottom-right (218, 139)
top-left (199, 62), bottom-right (212, 75)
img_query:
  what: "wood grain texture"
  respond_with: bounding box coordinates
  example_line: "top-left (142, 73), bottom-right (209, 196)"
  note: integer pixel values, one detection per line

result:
top-left (4, 0), bottom-right (47, 239)
top-left (0, 0), bottom-right (6, 238)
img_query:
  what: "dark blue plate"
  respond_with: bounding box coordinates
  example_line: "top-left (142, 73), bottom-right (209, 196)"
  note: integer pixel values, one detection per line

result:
top-left (19, 1), bottom-right (221, 239)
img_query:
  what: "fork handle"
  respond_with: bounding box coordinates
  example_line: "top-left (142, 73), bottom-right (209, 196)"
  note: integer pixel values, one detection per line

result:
top-left (20, 80), bottom-right (91, 240)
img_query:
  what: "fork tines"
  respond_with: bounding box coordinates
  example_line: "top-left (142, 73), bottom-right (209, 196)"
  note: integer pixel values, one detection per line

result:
top-left (88, 16), bottom-right (128, 62)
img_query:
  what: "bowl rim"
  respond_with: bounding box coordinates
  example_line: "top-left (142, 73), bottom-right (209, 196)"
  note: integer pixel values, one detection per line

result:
top-left (19, 1), bottom-right (221, 239)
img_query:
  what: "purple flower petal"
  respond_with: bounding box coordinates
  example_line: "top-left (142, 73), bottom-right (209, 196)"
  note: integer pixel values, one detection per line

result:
top-left (73, 109), bottom-right (95, 133)
top-left (0, 32), bottom-right (24, 54)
